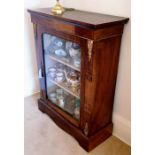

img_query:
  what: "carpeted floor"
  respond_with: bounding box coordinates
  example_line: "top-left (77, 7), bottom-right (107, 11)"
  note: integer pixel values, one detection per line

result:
top-left (24, 93), bottom-right (131, 155)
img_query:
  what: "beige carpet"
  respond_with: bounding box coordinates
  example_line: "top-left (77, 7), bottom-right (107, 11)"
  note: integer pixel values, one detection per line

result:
top-left (24, 94), bottom-right (131, 155)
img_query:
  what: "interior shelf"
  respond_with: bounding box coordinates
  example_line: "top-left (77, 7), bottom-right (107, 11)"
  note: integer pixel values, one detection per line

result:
top-left (47, 54), bottom-right (80, 72)
top-left (48, 78), bottom-right (80, 99)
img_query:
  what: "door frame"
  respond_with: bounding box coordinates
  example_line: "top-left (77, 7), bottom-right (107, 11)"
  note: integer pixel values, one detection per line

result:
top-left (35, 24), bottom-right (87, 129)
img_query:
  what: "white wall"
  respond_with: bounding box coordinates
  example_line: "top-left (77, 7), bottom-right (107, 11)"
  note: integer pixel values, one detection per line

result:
top-left (25, 0), bottom-right (131, 145)
top-left (24, 0), bottom-right (55, 96)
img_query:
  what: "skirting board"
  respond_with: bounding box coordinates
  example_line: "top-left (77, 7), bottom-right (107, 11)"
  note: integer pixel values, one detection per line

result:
top-left (112, 112), bottom-right (131, 145)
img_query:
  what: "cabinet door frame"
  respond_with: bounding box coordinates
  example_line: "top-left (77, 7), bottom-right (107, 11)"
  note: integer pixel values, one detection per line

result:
top-left (34, 24), bottom-right (88, 129)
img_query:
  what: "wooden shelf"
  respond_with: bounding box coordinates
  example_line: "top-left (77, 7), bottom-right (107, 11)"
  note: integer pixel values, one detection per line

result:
top-left (48, 78), bottom-right (80, 99)
top-left (47, 54), bottom-right (80, 72)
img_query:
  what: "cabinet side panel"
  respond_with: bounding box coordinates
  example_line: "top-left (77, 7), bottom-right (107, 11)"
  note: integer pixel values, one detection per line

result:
top-left (86, 36), bottom-right (122, 135)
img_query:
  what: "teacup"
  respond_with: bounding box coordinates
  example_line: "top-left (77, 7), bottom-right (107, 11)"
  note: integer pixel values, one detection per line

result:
top-left (58, 96), bottom-right (65, 108)
top-left (55, 72), bottom-right (64, 82)
top-left (66, 41), bottom-right (72, 51)
top-left (74, 107), bottom-right (80, 119)
top-left (48, 67), bottom-right (56, 78)
top-left (69, 48), bottom-right (81, 59)
top-left (73, 58), bottom-right (81, 68)
top-left (49, 93), bottom-right (57, 103)
top-left (72, 43), bottom-right (80, 49)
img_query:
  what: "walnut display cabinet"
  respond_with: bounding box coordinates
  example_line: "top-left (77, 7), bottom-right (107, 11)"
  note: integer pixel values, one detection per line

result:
top-left (28, 8), bottom-right (129, 151)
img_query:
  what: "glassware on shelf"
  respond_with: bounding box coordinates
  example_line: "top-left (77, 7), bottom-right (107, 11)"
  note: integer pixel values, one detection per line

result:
top-left (44, 36), bottom-right (81, 70)
top-left (74, 99), bottom-right (80, 119)
top-left (49, 92), bottom-right (57, 103)
top-left (57, 95), bottom-right (65, 108)
top-left (47, 57), bottom-right (80, 99)
top-left (47, 84), bottom-right (80, 120)
top-left (48, 62), bottom-right (80, 86)
top-left (48, 88), bottom-right (65, 107)
top-left (48, 87), bottom-right (79, 117)
top-left (64, 96), bottom-right (76, 115)
top-left (56, 88), bottom-right (65, 108)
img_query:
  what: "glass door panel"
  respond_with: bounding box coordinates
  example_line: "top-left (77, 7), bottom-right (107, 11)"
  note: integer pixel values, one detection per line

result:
top-left (43, 33), bottom-right (81, 120)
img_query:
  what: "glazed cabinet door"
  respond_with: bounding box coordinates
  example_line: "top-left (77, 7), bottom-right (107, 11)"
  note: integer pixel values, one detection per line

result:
top-left (35, 25), bottom-right (88, 127)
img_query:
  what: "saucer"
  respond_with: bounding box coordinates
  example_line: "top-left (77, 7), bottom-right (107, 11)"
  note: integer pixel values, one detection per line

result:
top-left (55, 49), bottom-right (67, 57)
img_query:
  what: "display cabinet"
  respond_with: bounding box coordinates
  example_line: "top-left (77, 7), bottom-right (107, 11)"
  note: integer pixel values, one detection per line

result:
top-left (28, 8), bottom-right (129, 151)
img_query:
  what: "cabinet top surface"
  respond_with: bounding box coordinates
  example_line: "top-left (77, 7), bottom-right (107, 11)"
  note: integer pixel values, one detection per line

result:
top-left (28, 8), bottom-right (129, 29)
